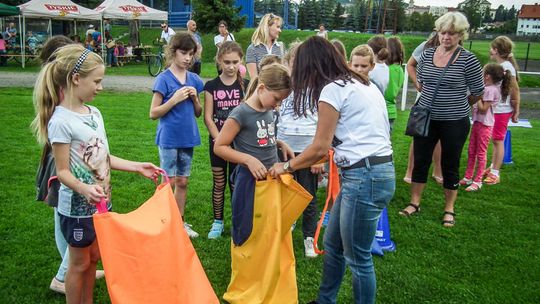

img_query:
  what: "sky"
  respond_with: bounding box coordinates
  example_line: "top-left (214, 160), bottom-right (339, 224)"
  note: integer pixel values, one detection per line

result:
top-left (410, 0), bottom-right (539, 9)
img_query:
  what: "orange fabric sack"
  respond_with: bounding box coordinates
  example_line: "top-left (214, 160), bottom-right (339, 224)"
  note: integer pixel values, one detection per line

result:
top-left (93, 182), bottom-right (219, 304)
top-left (223, 174), bottom-right (313, 304)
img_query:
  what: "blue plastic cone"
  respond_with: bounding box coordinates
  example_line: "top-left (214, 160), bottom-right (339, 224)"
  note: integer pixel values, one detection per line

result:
top-left (503, 129), bottom-right (513, 165)
top-left (375, 208), bottom-right (396, 252)
top-left (371, 237), bottom-right (384, 256)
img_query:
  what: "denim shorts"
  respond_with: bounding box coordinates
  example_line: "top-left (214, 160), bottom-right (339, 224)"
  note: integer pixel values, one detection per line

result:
top-left (158, 147), bottom-right (194, 177)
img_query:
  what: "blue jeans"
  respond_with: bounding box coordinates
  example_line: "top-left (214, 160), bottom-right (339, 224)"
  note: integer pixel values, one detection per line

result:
top-left (317, 162), bottom-right (395, 304)
top-left (54, 208), bottom-right (69, 281)
top-left (106, 48), bottom-right (117, 66)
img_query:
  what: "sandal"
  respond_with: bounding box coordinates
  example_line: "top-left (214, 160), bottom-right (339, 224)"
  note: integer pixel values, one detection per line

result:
top-left (442, 211), bottom-right (456, 227)
top-left (465, 182), bottom-right (482, 192)
top-left (399, 203), bottom-right (420, 216)
top-left (432, 175), bottom-right (443, 185)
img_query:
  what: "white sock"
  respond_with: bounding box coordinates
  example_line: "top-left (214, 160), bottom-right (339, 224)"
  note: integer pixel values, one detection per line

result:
top-left (491, 169), bottom-right (500, 176)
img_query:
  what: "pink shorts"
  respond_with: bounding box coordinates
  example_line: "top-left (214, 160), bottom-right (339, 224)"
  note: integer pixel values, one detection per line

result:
top-left (492, 113), bottom-right (513, 141)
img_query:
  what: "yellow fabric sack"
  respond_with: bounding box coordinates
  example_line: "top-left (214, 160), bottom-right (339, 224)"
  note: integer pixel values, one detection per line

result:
top-left (224, 174), bottom-right (313, 304)
top-left (93, 183), bottom-right (219, 304)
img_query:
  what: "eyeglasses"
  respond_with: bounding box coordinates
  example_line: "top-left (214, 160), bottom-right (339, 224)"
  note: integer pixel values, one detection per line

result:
top-left (161, 25), bottom-right (167, 29)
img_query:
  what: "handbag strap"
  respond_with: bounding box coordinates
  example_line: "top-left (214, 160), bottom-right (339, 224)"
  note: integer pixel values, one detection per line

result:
top-left (425, 46), bottom-right (462, 108)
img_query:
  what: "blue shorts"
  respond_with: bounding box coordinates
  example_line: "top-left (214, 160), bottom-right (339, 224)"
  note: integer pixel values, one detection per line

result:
top-left (158, 147), bottom-right (194, 177)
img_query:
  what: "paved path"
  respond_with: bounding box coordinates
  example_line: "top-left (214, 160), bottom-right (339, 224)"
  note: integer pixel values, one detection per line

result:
top-left (0, 72), bottom-right (156, 92)
top-left (1, 71), bottom-right (539, 106)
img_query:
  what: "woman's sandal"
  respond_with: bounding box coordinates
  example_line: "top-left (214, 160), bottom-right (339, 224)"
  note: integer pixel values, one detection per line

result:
top-left (432, 175), bottom-right (443, 185)
top-left (442, 211), bottom-right (456, 227)
top-left (399, 203), bottom-right (420, 216)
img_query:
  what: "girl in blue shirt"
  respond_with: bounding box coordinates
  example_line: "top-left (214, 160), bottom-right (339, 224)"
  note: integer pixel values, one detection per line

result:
top-left (150, 32), bottom-right (204, 238)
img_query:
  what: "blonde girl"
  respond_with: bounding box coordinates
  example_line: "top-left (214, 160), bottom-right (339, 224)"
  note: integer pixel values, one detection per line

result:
top-left (203, 41), bottom-right (249, 239)
top-left (149, 32), bottom-right (204, 238)
top-left (31, 44), bottom-right (158, 303)
top-left (246, 13), bottom-right (285, 78)
top-left (349, 44), bottom-right (376, 76)
top-left (485, 36), bottom-right (521, 185)
top-left (214, 64), bottom-right (294, 302)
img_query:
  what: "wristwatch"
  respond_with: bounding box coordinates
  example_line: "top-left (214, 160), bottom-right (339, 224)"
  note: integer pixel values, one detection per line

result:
top-left (283, 161), bottom-right (294, 173)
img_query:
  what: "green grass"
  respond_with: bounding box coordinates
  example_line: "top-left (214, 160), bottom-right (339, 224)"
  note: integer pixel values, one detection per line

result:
top-left (463, 39), bottom-right (540, 61)
top-left (0, 87), bottom-right (539, 303)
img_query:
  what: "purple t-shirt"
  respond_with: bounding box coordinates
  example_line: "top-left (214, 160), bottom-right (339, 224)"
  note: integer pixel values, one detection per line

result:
top-left (152, 69), bottom-right (204, 148)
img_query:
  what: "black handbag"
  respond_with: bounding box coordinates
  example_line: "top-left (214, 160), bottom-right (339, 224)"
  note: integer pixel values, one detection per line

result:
top-left (405, 47), bottom-right (461, 137)
top-left (36, 144), bottom-right (60, 207)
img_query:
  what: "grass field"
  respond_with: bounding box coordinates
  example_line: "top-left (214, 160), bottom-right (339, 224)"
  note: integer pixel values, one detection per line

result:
top-left (2, 28), bottom-right (540, 87)
top-left (0, 87), bottom-right (539, 303)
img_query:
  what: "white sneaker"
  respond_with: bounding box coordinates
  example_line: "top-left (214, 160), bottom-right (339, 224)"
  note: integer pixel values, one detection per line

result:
top-left (184, 223), bottom-right (199, 238)
top-left (49, 277), bottom-right (65, 294)
top-left (304, 237), bottom-right (318, 258)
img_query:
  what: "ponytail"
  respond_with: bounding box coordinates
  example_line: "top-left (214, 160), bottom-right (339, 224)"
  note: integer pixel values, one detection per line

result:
top-left (500, 70), bottom-right (512, 101)
top-left (31, 63), bottom-right (61, 145)
top-left (245, 76), bottom-right (259, 100)
top-left (31, 44), bottom-right (103, 145)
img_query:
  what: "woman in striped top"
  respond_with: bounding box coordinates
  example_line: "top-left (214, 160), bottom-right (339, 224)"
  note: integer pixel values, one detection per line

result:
top-left (400, 12), bottom-right (484, 227)
top-left (245, 13), bottom-right (285, 78)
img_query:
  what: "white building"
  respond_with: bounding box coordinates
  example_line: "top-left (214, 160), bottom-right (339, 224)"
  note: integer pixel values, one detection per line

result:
top-left (517, 3), bottom-right (540, 36)
top-left (429, 6), bottom-right (448, 16)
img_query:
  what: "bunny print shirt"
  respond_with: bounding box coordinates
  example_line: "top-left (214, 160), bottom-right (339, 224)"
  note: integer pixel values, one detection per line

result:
top-left (228, 102), bottom-right (278, 168)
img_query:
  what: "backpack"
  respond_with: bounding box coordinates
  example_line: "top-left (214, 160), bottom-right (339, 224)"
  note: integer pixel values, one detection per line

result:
top-left (36, 144), bottom-right (60, 207)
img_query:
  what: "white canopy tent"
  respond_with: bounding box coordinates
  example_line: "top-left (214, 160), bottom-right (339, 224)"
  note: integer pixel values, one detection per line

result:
top-left (17, 0), bottom-right (101, 67)
top-left (94, 0), bottom-right (168, 21)
top-left (94, 0), bottom-right (168, 61)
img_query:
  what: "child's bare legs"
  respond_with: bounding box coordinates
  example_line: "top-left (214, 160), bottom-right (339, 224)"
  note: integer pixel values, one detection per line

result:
top-left (403, 143), bottom-right (414, 183)
top-left (65, 240), bottom-right (100, 304)
top-left (404, 141), bottom-right (442, 183)
top-left (491, 140), bottom-right (504, 172)
top-left (432, 141), bottom-right (443, 183)
top-left (172, 176), bottom-right (189, 216)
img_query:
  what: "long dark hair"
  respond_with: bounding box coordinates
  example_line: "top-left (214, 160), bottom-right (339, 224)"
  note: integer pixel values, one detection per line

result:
top-left (292, 36), bottom-right (369, 117)
top-left (484, 63), bottom-right (511, 101)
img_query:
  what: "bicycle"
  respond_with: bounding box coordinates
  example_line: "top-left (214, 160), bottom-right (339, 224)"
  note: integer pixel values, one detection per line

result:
top-left (148, 39), bottom-right (166, 77)
top-left (148, 51), bottom-right (163, 77)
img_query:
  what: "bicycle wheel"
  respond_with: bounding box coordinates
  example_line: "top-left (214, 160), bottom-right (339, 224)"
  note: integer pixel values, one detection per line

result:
top-left (148, 55), bottom-right (162, 77)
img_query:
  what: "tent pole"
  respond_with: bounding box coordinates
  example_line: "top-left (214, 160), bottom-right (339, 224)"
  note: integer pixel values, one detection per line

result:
top-left (74, 20), bottom-right (77, 36)
top-left (48, 19), bottom-right (52, 39)
top-left (19, 15), bottom-right (25, 69)
top-left (100, 17), bottom-right (105, 61)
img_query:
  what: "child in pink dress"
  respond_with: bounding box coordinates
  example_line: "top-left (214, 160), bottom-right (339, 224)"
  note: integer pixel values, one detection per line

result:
top-left (460, 63), bottom-right (510, 191)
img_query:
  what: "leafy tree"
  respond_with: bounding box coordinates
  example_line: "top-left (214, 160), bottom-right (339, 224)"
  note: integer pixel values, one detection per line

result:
top-left (331, 3), bottom-right (346, 30)
top-left (507, 5), bottom-right (517, 21)
top-left (461, 0), bottom-right (482, 32)
top-left (192, 0), bottom-right (247, 34)
top-left (494, 5), bottom-right (505, 22)
top-left (483, 7), bottom-right (492, 23)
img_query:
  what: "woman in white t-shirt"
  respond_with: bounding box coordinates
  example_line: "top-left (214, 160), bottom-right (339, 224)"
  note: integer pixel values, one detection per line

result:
top-left (269, 36), bottom-right (395, 304)
top-left (485, 36), bottom-right (521, 185)
top-left (213, 20), bottom-right (236, 74)
top-left (316, 24), bottom-right (328, 39)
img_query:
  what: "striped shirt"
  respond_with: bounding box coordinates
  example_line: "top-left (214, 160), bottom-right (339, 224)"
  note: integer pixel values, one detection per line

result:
top-left (418, 47), bottom-right (484, 121)
top-left (246, 41), bottom-right (285, 72)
